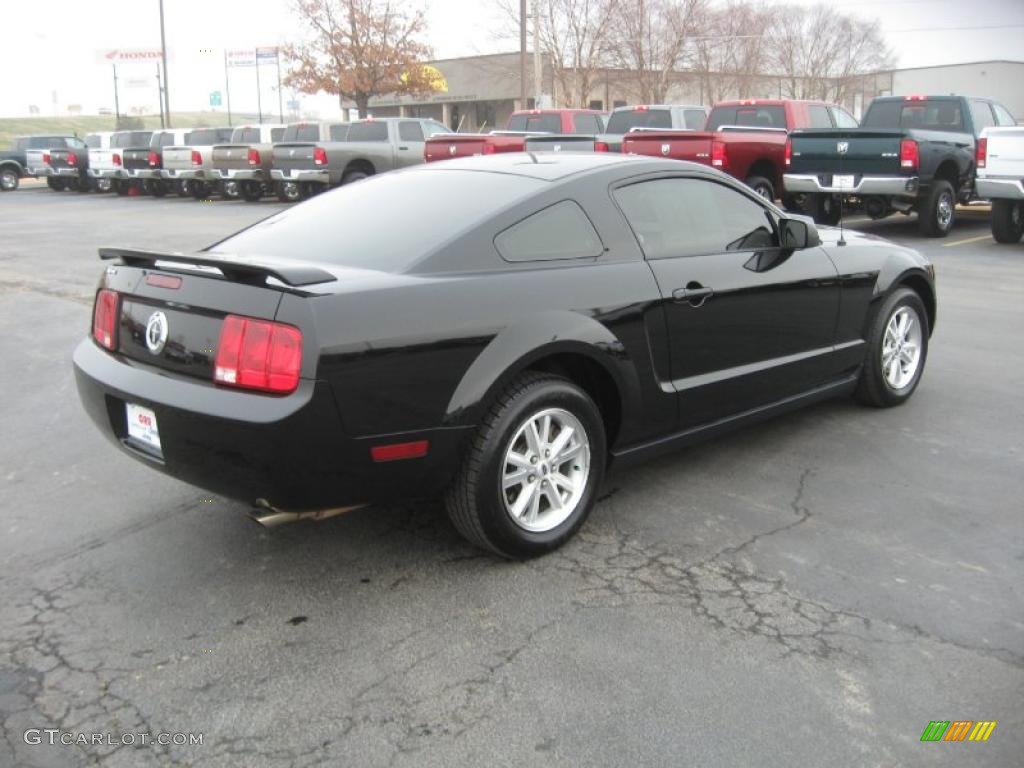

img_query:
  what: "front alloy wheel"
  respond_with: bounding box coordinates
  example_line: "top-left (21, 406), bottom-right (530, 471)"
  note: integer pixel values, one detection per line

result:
top-left (855, 287), bottom-right (929, 407)
top-left (880, 307), bottom-right (923, 390)
top-left (1, 168), bottom-right (20, 191)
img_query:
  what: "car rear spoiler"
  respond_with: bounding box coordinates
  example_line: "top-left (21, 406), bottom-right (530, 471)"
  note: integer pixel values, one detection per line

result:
top-left (98, 247), bottom-right (336, 287)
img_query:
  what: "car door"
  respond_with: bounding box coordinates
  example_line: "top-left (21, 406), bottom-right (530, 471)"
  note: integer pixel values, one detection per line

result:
top-left (396, 121), bottom-right (427, 168)
top-left (613, 175), bottom-right (840, 429)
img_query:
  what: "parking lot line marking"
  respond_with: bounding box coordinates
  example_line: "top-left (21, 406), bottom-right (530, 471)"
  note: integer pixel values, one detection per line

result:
top-left (942, 234), bottom-right (992, 247)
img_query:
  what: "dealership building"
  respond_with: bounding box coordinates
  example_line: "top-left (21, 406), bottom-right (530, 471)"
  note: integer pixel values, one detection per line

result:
top-left (351, 54), bottom-right (1024, 130)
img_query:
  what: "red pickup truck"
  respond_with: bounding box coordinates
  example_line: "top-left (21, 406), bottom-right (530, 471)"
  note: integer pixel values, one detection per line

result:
top-left (424, 108), bottom-right (607, 162)
top-left (622, 99), bottom-right (858, 204)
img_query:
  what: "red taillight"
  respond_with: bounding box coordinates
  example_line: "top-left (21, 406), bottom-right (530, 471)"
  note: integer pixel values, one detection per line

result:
top-left (371, 440), bottom-right (429, 462)
top-left (900, 138), bottom-right (919, 170)
top-left (214, 315), bottom-right (302, 394)
top-left (594, 141), bottom-right (610, 152)
top-left (147, 151), bottom-right (160, 167)
top-left (113, 153), bottom-right (122, 167)
top-left (43, 153), bottom-right (51, 165)
top-left (247, 148), bottom-right (261, 166)
top-left (313, 147), bottom-right (327, 166)
top-left (905, 94), bottom-right (926, 101)
top-left (191, 150), bottom-right (202, 166)
top-left (784, 138), bottom-right (792, 167)
top-left (711, 139), bottom-right (727, 168)
top-left (635, 105), bottom-right (649, 112)
top-left (481, 143), bottom-right (496, 155)
top-left (67, 152), bottom-right (78, 166)
top-left (92, 289), bottom-right (119, 351)
top-left (976, 137), bottom-right (987, 169)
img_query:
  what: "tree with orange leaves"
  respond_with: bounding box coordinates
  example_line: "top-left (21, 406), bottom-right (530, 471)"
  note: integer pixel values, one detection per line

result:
top-left (284, 0), bottom-right (438, 117)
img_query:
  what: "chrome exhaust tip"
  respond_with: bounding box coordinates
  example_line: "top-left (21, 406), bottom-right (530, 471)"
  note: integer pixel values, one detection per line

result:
top-left (249, 499), bottom-right (366, 528)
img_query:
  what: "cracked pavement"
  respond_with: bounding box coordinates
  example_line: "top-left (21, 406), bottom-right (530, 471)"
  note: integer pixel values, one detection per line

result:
top-left (1, 191), bottom-right (1022, 766)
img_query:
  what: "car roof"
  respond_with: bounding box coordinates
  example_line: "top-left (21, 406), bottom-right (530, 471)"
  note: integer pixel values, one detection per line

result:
top-left (612, 104), bottom-right (706, 111)
top-left (414, 151), bottom-right (698, 181)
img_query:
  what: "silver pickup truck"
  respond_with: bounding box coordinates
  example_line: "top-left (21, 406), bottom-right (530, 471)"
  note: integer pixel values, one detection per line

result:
top-left (159, 127), bottom-right (234, 198)
top-left (268, 121), bottom-right (347, 201)
top-left (270, 117), bottom-right (447, 201)
top-left (208, 124), bottom-right (286, 201)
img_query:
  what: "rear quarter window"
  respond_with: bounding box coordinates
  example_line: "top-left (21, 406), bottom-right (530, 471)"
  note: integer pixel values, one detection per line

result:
top-left (283, 124), bottom-right (320, 142)
top-left (683, 109), bottom-right (707, 130)
top-left (605, 109), bottom-right (672, 134)
top-left (494, 201), bottom-right (603, 262)
top-left (329, 124), bottom-right (349, 141)
top-left (807, 105), bottom-right (832, 128)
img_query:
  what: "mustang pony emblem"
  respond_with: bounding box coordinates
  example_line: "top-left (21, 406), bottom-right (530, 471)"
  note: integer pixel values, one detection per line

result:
top-left (145, 311), bottom-right (168, 355)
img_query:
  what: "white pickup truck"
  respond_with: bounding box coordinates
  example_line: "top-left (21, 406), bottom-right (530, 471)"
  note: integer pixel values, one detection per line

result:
top-left (977, 126), bottom-right (1024, 244)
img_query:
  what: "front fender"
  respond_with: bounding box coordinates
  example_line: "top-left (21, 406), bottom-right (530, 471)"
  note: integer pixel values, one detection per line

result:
top-left (443, 309), bottom-right (644, 441)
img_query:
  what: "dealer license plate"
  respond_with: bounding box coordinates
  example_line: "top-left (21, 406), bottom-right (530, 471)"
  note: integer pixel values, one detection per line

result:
top-left (126, 403), bottom-right (162, 453)
top-left (832, 174), bottom-right (856, 190)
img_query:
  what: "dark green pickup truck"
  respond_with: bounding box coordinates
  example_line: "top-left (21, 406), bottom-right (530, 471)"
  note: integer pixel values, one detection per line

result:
top-left (783, 95), bottom-right (1017, 237)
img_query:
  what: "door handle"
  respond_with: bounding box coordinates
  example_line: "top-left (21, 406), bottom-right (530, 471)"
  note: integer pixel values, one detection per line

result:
top-left (673, 284), bottom-right (714, 306)
top-left (398, 146), bottom-right (409, 150)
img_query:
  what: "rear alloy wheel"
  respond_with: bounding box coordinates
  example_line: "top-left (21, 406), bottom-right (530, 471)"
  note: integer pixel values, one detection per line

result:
top-left (239, 181), bottom-right (263, 202)
top-left (746, 175), bottom-right (775, 202)
top-left (0, 167), bottom-right (18, 191)
top-left (221, 181), bottom-right (239, 199)
top-left (94, 177), bottom-right (112, 193)
top-left (918, 180), bottom-right (955, 237)
top-left (277, 181), bottom-right (300, 203)
top-left (855, 287), bottom-right (929, 408)
top-left (191, 180), bottom-right (211, 199)
top-left (991, 199), bottom-right (1024, 244)
top-left (445, 372), bottom-right (606, 559)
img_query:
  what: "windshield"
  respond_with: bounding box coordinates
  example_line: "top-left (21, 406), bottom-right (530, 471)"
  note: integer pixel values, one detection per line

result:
top-left (606, 109), bottom-right (672, 134)
top-left (209, 169), bottom-right (540, 272)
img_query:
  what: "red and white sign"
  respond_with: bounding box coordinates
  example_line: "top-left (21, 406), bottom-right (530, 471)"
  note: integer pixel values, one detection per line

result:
top-left (97, 48), bottom-right (169, 64)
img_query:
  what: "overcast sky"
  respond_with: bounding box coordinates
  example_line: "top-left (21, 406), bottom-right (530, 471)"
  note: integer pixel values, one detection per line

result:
top-left (1, 0), bottom-right (1021, 118)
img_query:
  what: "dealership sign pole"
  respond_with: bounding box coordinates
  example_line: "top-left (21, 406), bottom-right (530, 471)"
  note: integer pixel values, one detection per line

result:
top-left (159, 0), bottom-right (171, 127)
top-left (223, 50), bottom-right (233, 127)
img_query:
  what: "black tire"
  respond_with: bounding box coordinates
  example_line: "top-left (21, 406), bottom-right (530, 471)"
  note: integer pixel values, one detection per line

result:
top-left (239, 181), bottom-right (263, 202)
top-left (73, 175), bottom-right (92, 193)
top-left (46, 177), bottom-right (67, 191)
top-left (746, 175), bottom-right (775, 202)
top-left (855, 287), bottom-right (929, 408)
top-left (112, 180), bottom-right (130, 196)
top-left (0, 166), bottom-right (19, 191)
top-left (220, 181), bottom-right (239, 199)
top-left (444, 372), bottom-right (607, 559)
top-left (298, 182), bottom-right (320, 200)
top-left (191, 180), bottom-right (211, 199)
top-left (991, 199), bottom-right (1024, 244)
top-left (781, 192), bottom-right (803, 213)
top-left (342, 170), bottom-right (368, 185)
top-left (174, 179), bottom-right (192, 197)
top-left (918, 180), bottom-right (955, 237)
top-left (276, 181), bottom-right (300, 203)
top-left (144, 179), bottom-right (167, 197)
top-left (94, 177), bottom-right (112, 193)
top-left (806, 193), bottom-right (841, 226)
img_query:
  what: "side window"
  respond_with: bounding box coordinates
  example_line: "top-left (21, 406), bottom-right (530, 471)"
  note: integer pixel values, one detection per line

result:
top-left (573, 114), bottom-right (599, 134)
top-left (808, 105), bottom-right (832, 128)
top-left (495, 201), bottom-right (603, 262)
top-left (969, 100), bottom-right (995, 133)
top-left (684, 109), bottom-right (707, 130)
top-left (270, 128), bottom-right (285, 142)
top-left (830, 107), bottom-right (858, 128)
top-left (992, 103), bottom-right (1016, 126)
top-left (67, 138), bottom-right (87, 149)
top-left (399, 121), bottom-right (425, 142)
top-left (328, 124), bottom-right (349, 141)
top-left (614, 178), bottom-right (777, 259)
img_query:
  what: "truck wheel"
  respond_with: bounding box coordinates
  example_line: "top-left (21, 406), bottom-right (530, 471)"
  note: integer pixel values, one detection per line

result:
top-left (276, 181), bottom-right (300, 203)
top-left (112, 180), bottom-right (129, 196)
top-left (74, 176), bottom-right (92, 193)
top-left (191, 180), bottom-right (211, 199)
top-left (239, 181), bottom-right (263, 202)
top-left (298, 182), bottom-right (319, 200)
top-left (806, 193), bottom-right (841, 226)
top-left (174, 179), bottom-right (191, 197)
top-left (444, 372), bottom-right (606, 559)
top-left (94, 177), bottom-right (112, 193)
top-left (746, 175), bottom-right (775, 202)
top-left (918, 180), bottom-right (955, 237)
top-left (47, 177), bottom-right (67, 191)
top-left (991, 200), bottom-right (1024, 244)
top-left (781, 193), bottom-right (804, 213)
top-left (342, 170), bottom-right (368, 185)
top-left (144, 179), bottom-right (167, 197)
top-left (221, 181), bottom-right (239, 199)
top-left (1, 167), bottom-right (20, 191)
top-left (855, 287), bottom-right (929, 408)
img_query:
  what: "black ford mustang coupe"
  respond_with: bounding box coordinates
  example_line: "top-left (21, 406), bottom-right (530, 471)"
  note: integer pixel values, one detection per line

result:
top-left (74, 153), bottom-right (935, 558)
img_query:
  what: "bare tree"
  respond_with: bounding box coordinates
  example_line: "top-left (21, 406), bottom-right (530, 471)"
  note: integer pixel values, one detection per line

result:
top-left (606, 0), bottom-right (705, 104)
top-left (767, 3), bottom-right (892, 103)
top-left (692, 1), bottom-right (779, 102)
top-left (284, 0), bottom-right (437, 117)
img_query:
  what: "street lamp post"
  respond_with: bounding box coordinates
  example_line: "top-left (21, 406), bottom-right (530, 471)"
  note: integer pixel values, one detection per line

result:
top-left (159, 0), bottom-right (171, 127)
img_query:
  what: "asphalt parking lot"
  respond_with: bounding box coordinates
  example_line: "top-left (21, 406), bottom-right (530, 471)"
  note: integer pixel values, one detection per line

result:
top-left (1, 187), bottom-right (1021, 767)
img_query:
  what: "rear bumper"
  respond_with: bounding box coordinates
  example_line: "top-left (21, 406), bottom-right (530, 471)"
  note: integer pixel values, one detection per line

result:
top-left (46, 168), bottom-right (82, 178)
top-left (783, 173), bottom-right (919, 197)
top-left (976, 177), bottom-right (1024, 200)
top-left (213, 168), bottom-right (264, 181)
top-left (160, 168), bottom-right (201, 180)
top-left (128, 169), bottom-right (161, 180)
top-left (271, 169), bottom-right (329, 184)
top-left (99, 169), bottom-right (132, 179)
top-left (73, 338), bottom-right (469, 510)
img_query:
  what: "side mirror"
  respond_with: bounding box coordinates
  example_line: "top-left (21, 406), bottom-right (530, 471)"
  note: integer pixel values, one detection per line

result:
top-left (778, 216), bottom-right (820, 249)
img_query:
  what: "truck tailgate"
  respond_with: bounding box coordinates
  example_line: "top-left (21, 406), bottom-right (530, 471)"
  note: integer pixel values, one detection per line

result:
top-left (48, 149), bottom-right (82, 171)
top-left (162, 148), bottom-right (195, 170)
top-left (272, 143), bottom-right (317, 171)
top-left (213, 145), bottom-right (254, 171)
top-left (424, 134), bottom-right (525, 162)
top-left (123, 148), bottom-right (154, 170)
top-left (984, 127), bottom-right (1024, 178)
top-left (623, 131), bottom-right (713, 163)
top-left (789, 129), bottom-right (906, 176)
